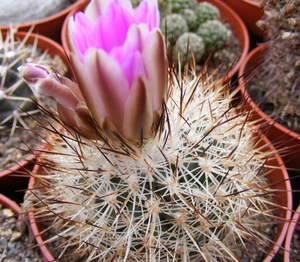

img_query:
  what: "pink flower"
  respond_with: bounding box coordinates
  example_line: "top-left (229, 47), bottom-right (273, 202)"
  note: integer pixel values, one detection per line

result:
top-left (67, 0), bottom-right (167, 141)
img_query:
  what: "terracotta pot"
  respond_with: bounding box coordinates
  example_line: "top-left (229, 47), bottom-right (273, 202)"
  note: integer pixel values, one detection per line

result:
top-left (0, 193), bottom-right (20, 215)
top-left (284, 204), bottom-right (300, 262)
top-left (28, 165), bottom-right (54, 262)
top-left (0, 0), bottom-right (90, 43)
top-left (238, 44), bottom-right (300, 172)
top-left (61, 0), bottom-right (249, 82)
top-left (222, 0), bottom-right (264, 37)
top-left (27, 133), bottom-right (292, 261)
top-left (0, 31), bottom-right (70, 189)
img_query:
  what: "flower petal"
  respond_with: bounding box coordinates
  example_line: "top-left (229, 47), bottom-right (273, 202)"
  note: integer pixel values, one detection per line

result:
top-left (135, 0), bottom-right (159, 29)
top-left (70, 49), bottom-right (130, 133)
top-left (93, 2), bottom-right (134, 53)
top-left (123, 76), bottom-right (153, 140)
top-left (57, 101), bottom-right (97, 138)
top-left (70, 12), bottom-right (95, 59)
top-left (142, 29), bottom-right (167, 112)
top-left (85, 0), bottom-right (133, 21)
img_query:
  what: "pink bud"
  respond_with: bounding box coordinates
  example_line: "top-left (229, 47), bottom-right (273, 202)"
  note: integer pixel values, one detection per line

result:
top-left (19, 64), bottom-right (98, 138)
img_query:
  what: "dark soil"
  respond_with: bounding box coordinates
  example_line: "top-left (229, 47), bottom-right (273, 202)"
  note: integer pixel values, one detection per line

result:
top-left (247, 74), bottom-right (300, 134)
top-left (0, 203), bottom-right (43, 261)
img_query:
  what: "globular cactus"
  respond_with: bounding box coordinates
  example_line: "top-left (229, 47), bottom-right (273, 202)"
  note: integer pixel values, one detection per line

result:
top-left (194, 1), bottom-right (220, 27)
top-left (161, 1), bottom-right (229, 65)
top-left (196, 20), bottom-right (229, 53)
top-left (25, 70), bottom-right (280, 261)
top-left (173, 32), bottom-right (205, 63)
top-left (170, 0), bottom-right (197, 13)
top-left (161, 14), bottom-right (188, 45)
top-left (179, 9), bottom-right (198, 31)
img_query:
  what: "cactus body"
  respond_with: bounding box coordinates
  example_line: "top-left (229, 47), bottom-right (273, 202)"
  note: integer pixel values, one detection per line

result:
top-left (26, 72), bottom-right (278, 261)
top-left (194, 1), bottom-right (220, 26)
top-left (173, 32), bottom-right (205, 63)
top-left (179, 9), bottom-right (198, 31)
top-left (170, 0), bottom-right (197, 13)
top-left (161, 14), bottom-right (189, 44)
top-left (197, 20), bottom-right (228, 53)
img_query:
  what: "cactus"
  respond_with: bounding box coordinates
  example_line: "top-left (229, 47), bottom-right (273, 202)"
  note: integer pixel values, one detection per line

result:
top-left (196, 20), bottom-right (229, 53)
top-left (161, 14), bottom-right (189, 45)
top-left (179, 9), bottom-right (198, 32)
top-left (173, 32), bottom-right (205, 63)
top-left (194, 1), bottom-right (220, 26)
top-left (24, 70), bottom-right (281, 261)
top-left (0, 30), bottom-right (67, 137)
top-left (0, 32), bottom-right (43, 136)
top-left (254, 0), bottom-right (300, 133)
top-left (161, 1), bottom-right (230, 65)
top-left (170, 0), bottom-right (197, 13)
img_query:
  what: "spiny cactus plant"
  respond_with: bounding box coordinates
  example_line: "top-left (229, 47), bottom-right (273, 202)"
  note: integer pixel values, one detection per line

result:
top-left (0, 30), bottom-right (45, 137)
top-left (23, 68), bottom-right (284, 261)
top-left (0, 29), bottom-right (68, 172)
top-left (20, 0), bottom-right (287, 261)
top-left (161, 14), bottom-right (189, 45)
top-left (170, 0), bottom-right (197, 13)
top-left (254, 0), bottom-right (300, 133)
top-left (194, 1), bottom-right (220, 26)
top-left (197, 19), bottom-right (229, 53)
top-left (160, 1), bottom-right (229, 66)
top-left (173, 32), bottom-right (205, 63)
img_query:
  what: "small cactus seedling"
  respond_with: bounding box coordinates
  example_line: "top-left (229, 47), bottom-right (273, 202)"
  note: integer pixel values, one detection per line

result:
top-left (197, 20), bottom-right (229, 53)
top-left (179, 9), bottom-right (198, 31)
top-left (160, 1), bottom-right (234, 72)
top-left (161, 14), bottom-right (189, 45)
top-left (173, 32), bottom-right (205, 63)
top-left (170, 0), bottom-right (197, 13)
top-left (194, 1), bottom-right (220, 26)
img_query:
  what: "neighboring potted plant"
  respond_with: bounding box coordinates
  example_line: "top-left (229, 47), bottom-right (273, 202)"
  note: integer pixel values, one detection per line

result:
top-left (0, 30), bottom-right (70, 182)
top-left (238, 0), bottom-right (300, 172)
top-left (61, 0), bottom-right (249, 83)
top-left (0, 0), bottom-right (90, 43)
top-left (19, 0), bottom-right (292, 260)
top-left (284, 204), bottom-right (300, 262)
top-left (221, 0), bottom-right (264, 37)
